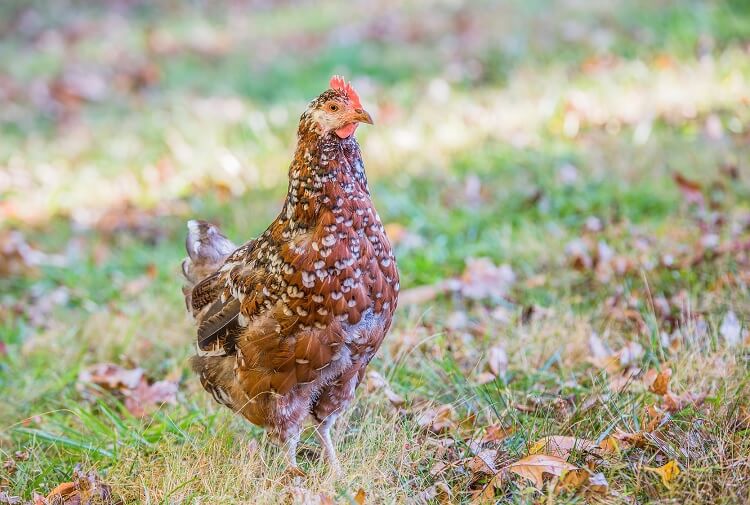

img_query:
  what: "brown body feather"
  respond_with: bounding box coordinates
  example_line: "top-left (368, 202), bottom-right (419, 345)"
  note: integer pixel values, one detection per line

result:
top-left (182, 83), bottom-right (398, 461)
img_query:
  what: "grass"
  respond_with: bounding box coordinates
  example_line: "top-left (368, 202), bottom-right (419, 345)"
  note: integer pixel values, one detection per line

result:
top-left (1, 0), bottom-right (750, 503)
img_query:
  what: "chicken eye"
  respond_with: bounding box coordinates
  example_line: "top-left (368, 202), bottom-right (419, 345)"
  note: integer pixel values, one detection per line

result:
top-left (329, 104), bottom-right (339, 112)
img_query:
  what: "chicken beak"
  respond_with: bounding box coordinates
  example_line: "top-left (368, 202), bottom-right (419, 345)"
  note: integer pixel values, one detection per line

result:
top-left (352, 108), bottom-right (374, 125)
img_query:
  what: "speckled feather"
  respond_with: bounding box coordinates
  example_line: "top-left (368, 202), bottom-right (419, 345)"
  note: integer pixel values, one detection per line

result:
top-left (183, 83), bottom-right (398, 442)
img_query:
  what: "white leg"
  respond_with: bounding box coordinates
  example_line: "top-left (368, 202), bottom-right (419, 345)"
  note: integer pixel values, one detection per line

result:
top-left (315, 414), bottom-right (341, 473)
top-left (283, 431), bottom-right (304, 476)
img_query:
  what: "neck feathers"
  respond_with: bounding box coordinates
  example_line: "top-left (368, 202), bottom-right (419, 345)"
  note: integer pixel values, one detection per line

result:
top-left (283, 125), bottom-right (369, 227)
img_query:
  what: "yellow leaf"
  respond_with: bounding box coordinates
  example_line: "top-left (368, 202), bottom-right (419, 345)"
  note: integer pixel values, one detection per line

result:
top-left (507, 454), bottom-right (578, 489)
top-left (598, 436), bottom-right (620, 454)
top-left (529, 436), bottom-right (599, 459)
top-left (649, 368), bottom-right (672, 395)
top-left (644, 460), bottom-right (680, 486)
top-left (354, 488), bottom-right (367, 505)
top-left (557, 468), bottom-right (589, 493)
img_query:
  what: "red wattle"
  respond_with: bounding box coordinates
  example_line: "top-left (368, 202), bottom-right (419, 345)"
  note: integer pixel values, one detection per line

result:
top-left (335, 123), bottom-right (358, 138)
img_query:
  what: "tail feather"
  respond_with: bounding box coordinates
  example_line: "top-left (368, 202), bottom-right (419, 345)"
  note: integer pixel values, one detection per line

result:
top-left (182, 220), bottom-right (235, 312)
top-left (182, 220), bottom-right (236, 285)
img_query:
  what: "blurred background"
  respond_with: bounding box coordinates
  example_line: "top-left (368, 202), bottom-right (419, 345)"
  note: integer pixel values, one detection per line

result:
top-left (1, 0), bottom-right (749, 285)
top-left (1, 0), bottom-right (749, 501)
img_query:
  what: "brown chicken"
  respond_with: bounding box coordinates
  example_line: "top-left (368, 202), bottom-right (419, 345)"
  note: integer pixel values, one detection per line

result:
top-left (181, 76), bottom-right (399, 473)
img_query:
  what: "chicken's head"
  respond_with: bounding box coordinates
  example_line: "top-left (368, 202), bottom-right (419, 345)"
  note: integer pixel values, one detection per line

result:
top-left (308, 75), bottom-right (373, 139)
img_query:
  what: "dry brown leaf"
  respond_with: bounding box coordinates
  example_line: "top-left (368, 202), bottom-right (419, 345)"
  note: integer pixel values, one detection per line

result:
top-left (482, 424), bottom-right (515, 443)
top-left (418, 482), bottom-right (453, 504)
top-left (124, 379), bottom-right (178, 417)
top-left (416, 404), bottom-right (455, 434)
top-left (469, 471), bottom-right (506, 504)
top-left (645, 405), bottom-right (667, 432)
top-left (556, 468), bottom-right (609, 496)
top-left (641, 366), bottom-right (705, 413)
top-left (612, 428), bottom-right (647, 447)
top-left (648, 368), bottom-right (672, 395)
top-left (557, 468), bottom-right (590, 493)
top-left (429, 461), bottom-right (449, 477)
top-left (460, 258), bottom-right (515, 300)
top-left (644, 460), bottom-right (680, 487)
top-left (507, 454), bottom-right (578, 489)
top-left (77, 364), bottom-right (144, 391)
top-left (465, 449), bottom-right (498, 475)
top-left (529, 436), bottom-right (601, 459)
top-left (78, 363), bottom-right (177, 417)
top-left (44, 467), bottom-right (114, 504)
top-left (662, 391), bottom-right (707, 413)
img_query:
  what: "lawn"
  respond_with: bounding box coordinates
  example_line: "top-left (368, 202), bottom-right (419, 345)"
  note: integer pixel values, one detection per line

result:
top-left (1, 0), bottom-right (750, 503)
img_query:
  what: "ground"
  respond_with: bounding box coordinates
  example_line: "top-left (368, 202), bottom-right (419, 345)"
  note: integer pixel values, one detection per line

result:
top-left (1, 0), bottom-right (750, 503)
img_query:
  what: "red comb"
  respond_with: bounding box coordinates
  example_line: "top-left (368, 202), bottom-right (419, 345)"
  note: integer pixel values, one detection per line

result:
top-left (329, 75), bottom-right (362, 109)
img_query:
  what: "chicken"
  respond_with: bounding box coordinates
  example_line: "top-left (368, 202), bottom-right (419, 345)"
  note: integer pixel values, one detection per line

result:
top-left (181, 76), bottom-right (399, 473)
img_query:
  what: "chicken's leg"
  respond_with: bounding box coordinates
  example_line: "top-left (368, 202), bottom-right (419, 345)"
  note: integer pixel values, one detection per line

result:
top-left (282, 431), bottom-right (305, 476)
top-left (315, 414), bottom-right (341, 473)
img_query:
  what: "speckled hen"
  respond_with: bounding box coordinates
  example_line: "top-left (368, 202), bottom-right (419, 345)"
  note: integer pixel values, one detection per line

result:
top-left (181, 76), bottom-right (399, 473)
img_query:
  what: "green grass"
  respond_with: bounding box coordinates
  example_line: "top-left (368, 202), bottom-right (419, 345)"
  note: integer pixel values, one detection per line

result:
top-left (1, 0), bottom-right (750, 503)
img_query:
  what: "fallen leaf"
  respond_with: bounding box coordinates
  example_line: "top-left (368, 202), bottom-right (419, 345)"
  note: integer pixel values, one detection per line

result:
top-left (353, 488), bottom-right (366, 505)
top-left (507, 454), bottom-right (578, 489)
top-left (465, 449), bottom-right (498, 475)
top-left (641, 366), bottom-right (705, 412)
top-left (482, 424), bottom-right (515, 443)
top-left (644, 460), bottom-right (680, 487)
top-left (588, 472), bottom-right (609, 495)
top-left (648, 368), bottom-right (672, 395)
top-left (645, 404), bottom-right (668, 431)
top-left (124, 378), bottom-right (178, 417)
top-left (77, 364), bottom-right (144, 391)
top-left (662, 390), bottom-right (707, 413)
top-left (460, 257), bottom-right (515, 300)
top-left (418, 482), bottom-right (452, 503)
top-left (612, 428), bottom-right (647, 447)
top-left (555, 468), bottom-right (610, 496)
top-left (598, 436), bottom-right (620, 454)
top-left (557, 468), bottom-right (590, 493)
top-left (45, 466), bottom-right (113, 504)
top-left (78, 363), bottom-right (178, 417)
top-left (469, 472), bottom-right (504, 504)
top-left (529, 436), bottom-right (600, 459)
top-left (416, 404), bottom-right (455, 434)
